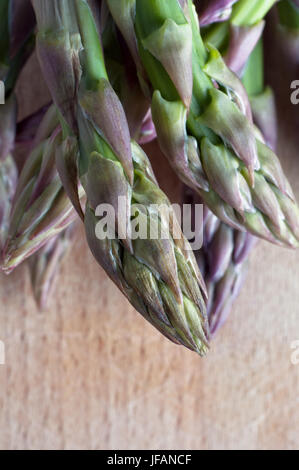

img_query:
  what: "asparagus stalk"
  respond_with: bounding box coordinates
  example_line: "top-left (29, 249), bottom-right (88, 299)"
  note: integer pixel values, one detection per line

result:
top-left (101, 4), bottom-right (151, 140)
top-left (100, 6), bottom-right (157, 144)
top-left (2, 105), bottom-right (85, 273)
top-left (16, 104), bottom-right (50, 144)
top-left (187, 40), bottom-right (277, 336)
top-left (202, 212), bottom-right (256, 336)
top-left (22, 6), bottom-right (155, 309)
top-left (226, 0), bottom-right (277, 75)
top-left (108, 0), bottom-right (299, 248)
top-left (201, 0), bottom-right (277, 75)
top-left (32, 0), bottom-right (210, 355)
top-left (199, 4), bottom-right (278, 150)
top-left (100, 4), bottom-right (158, 144)
top-left (13, 4), bottom-right (152, 311)
top-left (0, 153), bottom-right (17, 253)
top-left (0, 93), bottom-right (18, 255)
top-left (0, 0), bottom-right (35, 255)
top-left (14, 105), bottom-right (77, 310)
top-left (0, 0), bottom-right (35, 98)
top-left (28, 224), bottom-right (76, 310)
top-left (0, 0), bottom-right (35, 167)
top-left (184, 187), bottom-right (256, 336)
top-left (17, 97), bottom-right (155, 310)
top-left (181, 1), bottom-right (278, 74)
top-left (242, 39), bottom-right (277, 151)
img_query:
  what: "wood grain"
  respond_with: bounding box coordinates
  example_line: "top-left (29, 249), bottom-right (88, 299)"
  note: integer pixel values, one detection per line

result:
top-left (0, 35), bottom-right (299, 450)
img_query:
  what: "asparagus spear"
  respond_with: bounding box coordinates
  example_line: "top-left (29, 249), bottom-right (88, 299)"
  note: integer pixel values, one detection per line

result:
top-left (14, 105), bottom-right (77, 310)
top-left (22, 9), bottom-right (155, 310)
top-left (0, 153), bottom-right (17, 254)
top-left (12, 6), bottom-right (154, 311)
top-left (17, 98), bottom-right (155, 310)
top-left (101, 3), bottom-right (151, 140)
top-left (186, 39), bottom-right (277, 336)
top-left (184, 187), bottom-right (256, 336)
top-left (100, 4), bottom-right (158, 145)
top-left (100, 6), bottom-right (158, 145)
top-left (0, 97), bottom-right (17, 255)
top-left (199, 4), bottom-right (278, 150)
top-left (0, 0), bottom-right (35, 96)
top-left (2, 105), bottom-right (85, 273)
top-left (242, 39), bottom-right (277, 151)
top-left (32, 0), bottom-right (210, 355)
top-left (108, 0), bottom-right (299, 248)
top-left (0, 0), bottom-right (35, 255)
top-left (202, 213), bottom-right (256, 336)
top-left (202, 0), bottom-right (278, 75)
top-left (28, 224), bottom-right (76, 310)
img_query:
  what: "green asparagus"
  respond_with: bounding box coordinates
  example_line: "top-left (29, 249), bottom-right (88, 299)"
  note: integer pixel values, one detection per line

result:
top-left (32, 0), bottom-right (210, 355)
top-left (108, 0), bottom-right (299, 248)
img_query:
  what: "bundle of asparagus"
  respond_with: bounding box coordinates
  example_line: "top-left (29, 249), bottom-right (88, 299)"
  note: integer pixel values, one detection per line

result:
top-left (30, 0), bottom-right (210, 355)
top-left (0, 0), bottom-right (296, 356)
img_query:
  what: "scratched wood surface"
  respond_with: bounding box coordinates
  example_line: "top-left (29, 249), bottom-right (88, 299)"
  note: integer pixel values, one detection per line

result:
top-left (0, 33), bottom-right (299, 450)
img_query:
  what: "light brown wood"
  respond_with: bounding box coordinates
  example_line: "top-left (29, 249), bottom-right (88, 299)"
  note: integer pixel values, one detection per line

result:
top-left (0, 38), bottom-right (299, 450)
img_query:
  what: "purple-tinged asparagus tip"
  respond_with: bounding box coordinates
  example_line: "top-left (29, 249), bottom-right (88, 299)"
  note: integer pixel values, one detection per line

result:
top-left (225, 22), bottom-right (265, 76)
top-left (196, 0), bottom-right (238, 26)
top-left (138, 111), bottom-right (157, 145)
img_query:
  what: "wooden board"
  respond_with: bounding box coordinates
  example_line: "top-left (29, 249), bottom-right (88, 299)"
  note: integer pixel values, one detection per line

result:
top-left (0, 38), bottom-right (299, 450)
